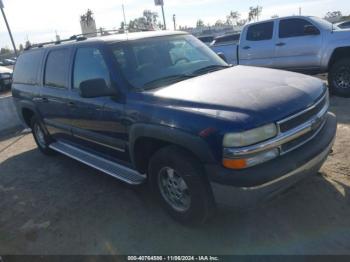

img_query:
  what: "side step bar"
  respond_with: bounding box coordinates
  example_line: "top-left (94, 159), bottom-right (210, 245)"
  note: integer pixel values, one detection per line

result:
top-left (49, 141), bottom-right (146, 185)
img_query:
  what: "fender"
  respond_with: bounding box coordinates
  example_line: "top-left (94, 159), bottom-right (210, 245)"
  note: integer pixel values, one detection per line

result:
top-left (15, 99), bottom-right (42, 127)
top-left (129, 124), bottom-right (217, 167)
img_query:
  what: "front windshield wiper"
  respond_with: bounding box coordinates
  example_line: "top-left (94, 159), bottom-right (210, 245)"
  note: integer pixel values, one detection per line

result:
top-left (143, 74), bottom-right (196, 90)
top-left (191, 64), bottom-right (231, 76)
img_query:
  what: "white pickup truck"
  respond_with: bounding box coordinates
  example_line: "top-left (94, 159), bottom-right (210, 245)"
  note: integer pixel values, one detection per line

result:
top-left (211, 16), bottom-right (350, 97)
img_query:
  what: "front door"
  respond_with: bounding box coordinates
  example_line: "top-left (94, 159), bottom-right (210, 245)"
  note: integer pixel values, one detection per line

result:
top-left (274, 18), bottom-right (323, 71)
top-left (66, 46), bottom-right (128, 162)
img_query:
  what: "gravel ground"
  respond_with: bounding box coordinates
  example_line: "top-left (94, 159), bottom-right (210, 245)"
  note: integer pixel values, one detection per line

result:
top-left (0, 96), bottom-right (349, 255)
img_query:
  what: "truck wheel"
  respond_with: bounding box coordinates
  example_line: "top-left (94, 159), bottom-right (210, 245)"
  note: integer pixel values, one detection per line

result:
top-left (149, 146), bottom-right (215, 225)
top-left (329, 58), bottom-right (350, 97)
top-left (31, 116), bottom-right (55, 155)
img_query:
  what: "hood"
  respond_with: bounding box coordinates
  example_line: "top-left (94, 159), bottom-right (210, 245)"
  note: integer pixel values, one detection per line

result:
top-left (332, 29), bottom-right (350, 40)
top-left (0, 66), bottom-right (13, 74)
top-left (144, 66), bottom-right (325, 128)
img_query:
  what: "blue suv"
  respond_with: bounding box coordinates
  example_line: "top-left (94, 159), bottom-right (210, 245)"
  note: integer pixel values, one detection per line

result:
top-left (12, 31), bottom-right (337, 224)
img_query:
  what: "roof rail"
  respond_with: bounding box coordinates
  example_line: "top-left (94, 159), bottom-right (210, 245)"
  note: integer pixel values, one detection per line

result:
top-left (24, 29), bottom-right (122, 51)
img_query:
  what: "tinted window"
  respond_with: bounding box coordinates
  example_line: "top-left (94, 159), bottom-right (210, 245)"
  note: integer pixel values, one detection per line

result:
top-left (73, 48), bottom-right (110, 89)
top-left (44, 49), bottom-right (70, 88)
top-left (279, 18), bottom-right (317, 38)
top-left (215, 34), bottom-right (240, 44)
top-left (198, 36), bottom-right (214, 43)
top-left (247, 22), bottom-right (274, 41)
top-left (339, 21), bottom-right (350, 28)
top-left (13, 51), bottom-right (43, 85)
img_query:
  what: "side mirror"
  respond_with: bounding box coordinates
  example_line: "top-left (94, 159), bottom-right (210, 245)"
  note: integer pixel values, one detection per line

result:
top-left (79, 78), bottom-right (118, 98)
top-left (304, 25), bottom-right (320, 35)
top-left (217, 52), bottom-right (228, 63)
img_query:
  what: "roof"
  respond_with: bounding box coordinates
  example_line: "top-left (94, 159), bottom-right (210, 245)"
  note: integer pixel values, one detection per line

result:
top-left (25, 30), bottom-right (188, 51)
top-left (246, 15), bottom-right (314, 25)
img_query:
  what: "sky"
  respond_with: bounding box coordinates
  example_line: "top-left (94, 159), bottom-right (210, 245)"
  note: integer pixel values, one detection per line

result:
top-left (0, 0), bottom-right (349, 49)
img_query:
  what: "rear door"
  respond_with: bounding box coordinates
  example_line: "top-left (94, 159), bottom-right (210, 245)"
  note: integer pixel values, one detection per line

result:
top-left (239, 21), bottom-right (276, 67)
top-left (274, 18), bottom-right (323, 71)
top-left (37, 48), bottom-right (73, 140)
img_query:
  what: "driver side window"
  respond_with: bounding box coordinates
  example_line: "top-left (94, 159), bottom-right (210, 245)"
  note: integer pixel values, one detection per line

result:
top-left (73, 47), bottom-right (111, 90)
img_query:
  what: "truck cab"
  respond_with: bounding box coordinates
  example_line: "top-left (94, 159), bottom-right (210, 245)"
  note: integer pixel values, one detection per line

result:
top-left (216, 16), bottom-right (350, 97)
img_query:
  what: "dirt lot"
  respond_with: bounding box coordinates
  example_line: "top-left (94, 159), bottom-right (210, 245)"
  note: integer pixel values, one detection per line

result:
top-left (0, 97), bottom-right (349, 255)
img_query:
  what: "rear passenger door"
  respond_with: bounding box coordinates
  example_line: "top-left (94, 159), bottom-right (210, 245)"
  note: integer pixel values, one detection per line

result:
top-left (38, 48), bottom-right (73, 140)
top-left (239, 21), bottom-right (276, 67)
top-left (274, 18), bottom-right (322, 71)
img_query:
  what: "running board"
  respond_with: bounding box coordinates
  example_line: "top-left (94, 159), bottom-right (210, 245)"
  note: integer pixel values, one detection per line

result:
top-left (49, 141), bottom-right (146, 185)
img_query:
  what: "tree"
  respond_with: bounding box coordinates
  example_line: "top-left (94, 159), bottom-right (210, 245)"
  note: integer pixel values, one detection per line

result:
top-left (80, 9), bottom-right (94, 25)
top-left (215, 20), bottom-right (225, 27)
top-left (196, 19), bottom-right (205, 28)
top-left (143, 10), bottom-right (159, 26)
top-left (325, 11), bottom-right (342, 19)
top-left (19, 44), bottom-right (24, 52)
top-left (127, 10), bottom-right (160, 32)
top-left (226, 11), bottom-right (240, 25)
top-left (248, 6), bottom-right (263, 22)
top-left (237, 19), bottom-right (248, 26)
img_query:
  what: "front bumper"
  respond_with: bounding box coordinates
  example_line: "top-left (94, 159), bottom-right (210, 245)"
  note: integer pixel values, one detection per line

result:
top-left (207, 112), bottom-right (337, 208)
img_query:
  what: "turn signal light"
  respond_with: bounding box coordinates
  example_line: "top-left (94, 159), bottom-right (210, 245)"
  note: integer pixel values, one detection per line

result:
top-left (222, 158), bottom-right (247, 170)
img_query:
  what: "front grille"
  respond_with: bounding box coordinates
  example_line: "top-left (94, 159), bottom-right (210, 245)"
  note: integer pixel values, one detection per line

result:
top-left (278, 91), bottom-right (329, 155)
top-left (279, 93), bottom-right (328, 133)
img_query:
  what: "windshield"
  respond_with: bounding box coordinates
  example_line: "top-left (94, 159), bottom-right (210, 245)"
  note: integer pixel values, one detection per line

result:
top-left (309, 16), bottom-right (340, 30)
top-left (110, 34), bottom-right (228, 90)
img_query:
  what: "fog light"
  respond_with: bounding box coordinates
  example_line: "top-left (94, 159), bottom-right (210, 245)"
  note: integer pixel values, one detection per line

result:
top-left (223, 148), bottom-right (279, 170)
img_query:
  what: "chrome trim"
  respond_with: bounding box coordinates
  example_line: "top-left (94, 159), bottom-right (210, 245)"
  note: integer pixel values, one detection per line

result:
top-left (74, 134), bottom-right (126, 153)
top-left (49, 141), bottom-right (145, 185)
top-left (242, 135), bottom-right (335, 190)
top-left (224, 91), bottom-right (329, 158)
top-left (277, 90), bottom-right (328, 126)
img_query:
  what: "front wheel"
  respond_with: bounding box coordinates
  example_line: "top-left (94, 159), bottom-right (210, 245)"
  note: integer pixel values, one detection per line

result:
top-left (149, 146), bottom-right (215, 225)
top-left (328, 58), bottom-right (350, 97)
top-left (31, 116), bottom-right (55, 155)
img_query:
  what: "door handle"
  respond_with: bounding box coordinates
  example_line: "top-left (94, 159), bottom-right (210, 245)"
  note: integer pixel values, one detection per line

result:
top-left (33, 97), bottom-right (48, 103)
top-left (276, 42), bottom-right (286, 47)
top-left (242, 46), bottom-right (251, 50)
top-left (67, 101), bottom-right (76, 107)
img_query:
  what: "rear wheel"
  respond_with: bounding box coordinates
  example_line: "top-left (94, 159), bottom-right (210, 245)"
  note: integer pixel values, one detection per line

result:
top-left (31, 116), bottom-right (55, 155)
top-left (149, 146), bottom-right (215, 225)
top-left (328, 58), bottom-right (350, 97)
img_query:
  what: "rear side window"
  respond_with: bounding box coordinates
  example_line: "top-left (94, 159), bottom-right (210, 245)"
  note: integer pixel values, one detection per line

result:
top-left (73, 47), bottom-right (110, 89)
top-left (279, 18), bottom-right (317, 38)
top-left (246, 22), bottom-right (274, 41)
top-left (13, 51), bottom-right (43, 85)
top-left (44, 49), bottom-right (70, 88)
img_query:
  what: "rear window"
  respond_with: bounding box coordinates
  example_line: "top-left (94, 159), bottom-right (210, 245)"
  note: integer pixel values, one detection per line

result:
top-left (214, 34), bottom-right (240, 45)
top-left (44, 49), bottom-right (70, 89)
top-left (246, 22), bottom-right (274, 41)
top-left (13, 50), bottom-right (44, 85)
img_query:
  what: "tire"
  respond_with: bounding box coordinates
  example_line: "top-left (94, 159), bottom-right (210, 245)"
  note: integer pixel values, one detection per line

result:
top-left (30, 116), bottom-right (56, 155)
top-left (149, 145), bottom-right (215, 225)
top-left (328, 58), bottom-right (350, 97)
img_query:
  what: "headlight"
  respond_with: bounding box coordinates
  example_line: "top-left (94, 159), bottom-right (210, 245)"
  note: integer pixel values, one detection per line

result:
top-left (223, 123), bottom-right (277, 148)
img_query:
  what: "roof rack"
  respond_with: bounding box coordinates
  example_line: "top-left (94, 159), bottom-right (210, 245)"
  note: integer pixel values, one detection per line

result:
top-left (24, 29), bottom-right (123, 51)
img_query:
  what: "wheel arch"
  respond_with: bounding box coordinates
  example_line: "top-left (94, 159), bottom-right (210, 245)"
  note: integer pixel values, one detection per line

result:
top-left (328, 47), bottom-right (350, 69)
top-left (129, 124), bottom-right (216, 174)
